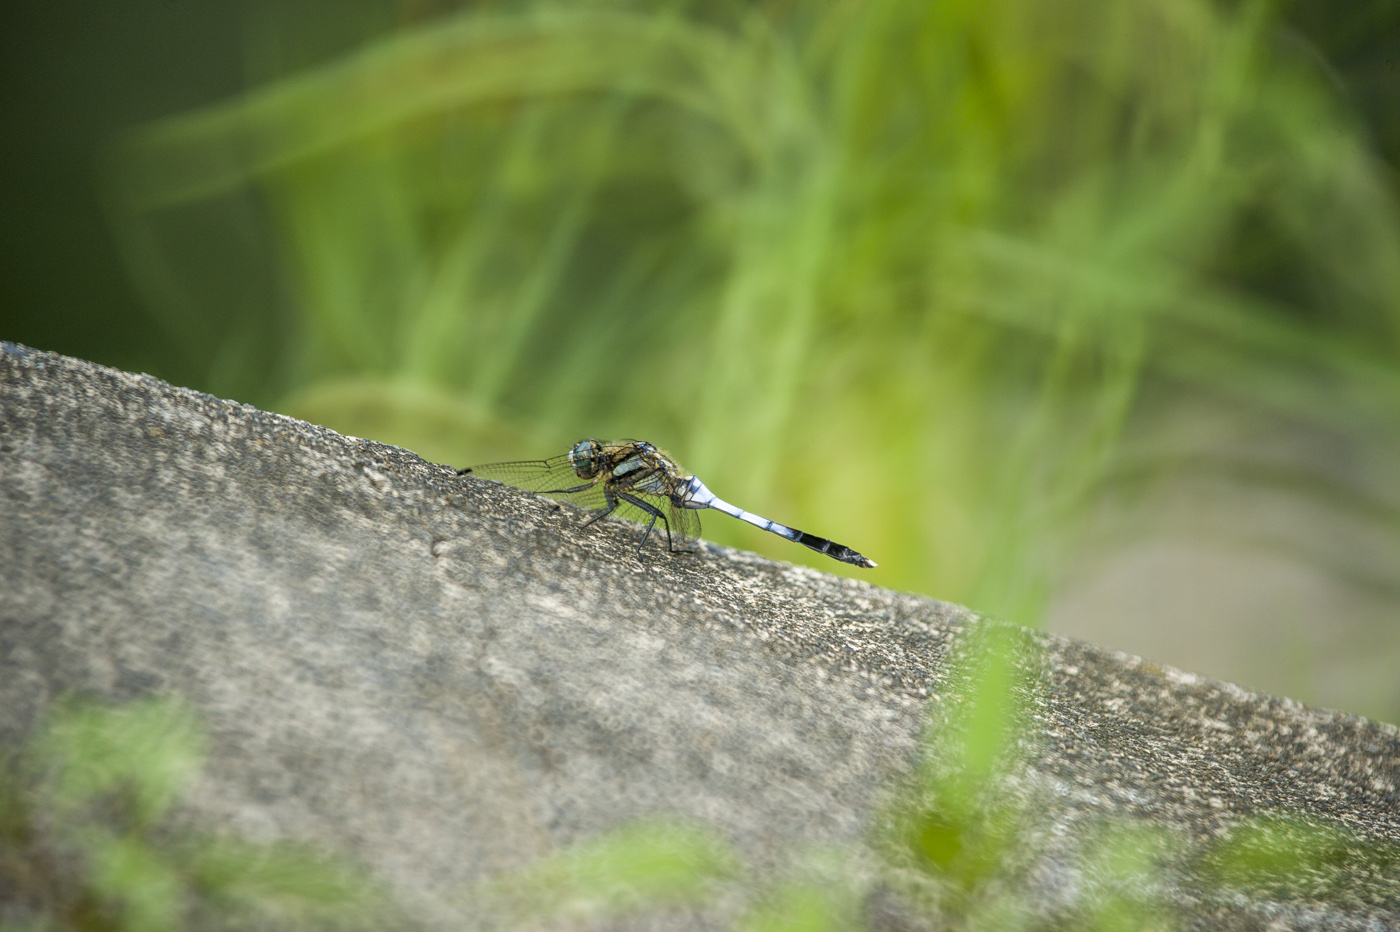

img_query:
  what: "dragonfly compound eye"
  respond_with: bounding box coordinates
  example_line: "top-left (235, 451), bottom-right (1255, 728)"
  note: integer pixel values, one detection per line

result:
top-left (568, 439), bottom-right (606, 479)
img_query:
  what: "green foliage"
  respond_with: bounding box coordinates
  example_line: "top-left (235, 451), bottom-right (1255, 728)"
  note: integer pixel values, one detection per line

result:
top-left (1198, 814), bottom-right (1400, 902)
top-left (875, 624), bottom-right (1035, 928)
top-left (0, 696), bottom-right (386, 932)
top-left (80, 0), bottom-right (1400, 897)
top-left (875, 621), bottom-right (1400, 929)
top-left (104, 1), bottom-right (1400, 716)
top-left (734, 880), bottom-right (855, 932)
top-left (876, 623), bottom-right (1043, 926)
top-left (469, 819), bottom-right (874, 931)
top-left (468, 819), bottom-right (740, 927)
top-left (34, 696), bottom-right (206, 831)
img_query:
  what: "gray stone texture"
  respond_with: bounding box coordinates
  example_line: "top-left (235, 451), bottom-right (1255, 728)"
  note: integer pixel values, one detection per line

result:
top-left (1, 343), bottom-right (1397, 929)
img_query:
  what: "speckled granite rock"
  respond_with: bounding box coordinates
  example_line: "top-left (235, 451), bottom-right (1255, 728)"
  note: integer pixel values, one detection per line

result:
top-left (1, 343), bottom-right (1397, 930)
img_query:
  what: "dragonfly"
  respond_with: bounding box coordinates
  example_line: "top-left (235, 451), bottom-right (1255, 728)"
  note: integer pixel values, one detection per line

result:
top-left (459, 439), bottom-right (876, 568)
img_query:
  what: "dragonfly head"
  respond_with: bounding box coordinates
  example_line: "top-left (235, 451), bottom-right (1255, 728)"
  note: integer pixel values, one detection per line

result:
top-left (567, 439), bottom-right (607, 479)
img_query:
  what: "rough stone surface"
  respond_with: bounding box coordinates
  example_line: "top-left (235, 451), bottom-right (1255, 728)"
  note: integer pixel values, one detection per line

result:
top-left (1, 343), bottom-right (1397, 930)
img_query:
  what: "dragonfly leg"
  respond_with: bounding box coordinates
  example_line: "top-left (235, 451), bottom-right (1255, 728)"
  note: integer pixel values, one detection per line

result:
top-left (581, 486), bottom-right (621, 529)
top-left (543, 480), bottom-right (600, 495)
top-left (617, 490), bottom-right (670, 555)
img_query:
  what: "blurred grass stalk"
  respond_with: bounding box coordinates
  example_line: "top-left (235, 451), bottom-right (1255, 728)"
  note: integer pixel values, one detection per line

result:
top-left (105, 1), bottom-right (1400, 636)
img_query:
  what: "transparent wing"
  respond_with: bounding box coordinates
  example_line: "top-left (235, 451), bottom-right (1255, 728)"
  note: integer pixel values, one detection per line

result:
top-left (462, 454), bottom-right (608, 510)
top-left (662, 500), bottom-right (702, 553)
top-left (583, 489), bottom-right (701, 554)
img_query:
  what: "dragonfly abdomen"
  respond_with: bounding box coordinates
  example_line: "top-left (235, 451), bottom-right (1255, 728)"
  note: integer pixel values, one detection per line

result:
top-left (790, 532), bottom-right (876, 568)
top-left (685, 481), bottom-right (878, 568)
top-left (727, 505), bottom-right (800, 540)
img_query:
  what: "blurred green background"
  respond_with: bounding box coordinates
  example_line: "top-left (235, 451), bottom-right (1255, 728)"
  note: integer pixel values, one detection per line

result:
top-left (3, 0), bottom-right (1398, 723)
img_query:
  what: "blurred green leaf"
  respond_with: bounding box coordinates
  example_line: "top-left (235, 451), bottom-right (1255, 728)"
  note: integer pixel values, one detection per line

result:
top-left (35, 697), bottom-right (205, 830)
top-left (1199, 814), bottom-right (1400, 900)
top-left (4, 696), bottom-right (395, 932)
top-left (735, 881), bottom-right (852, 932)
top-left (189, 837), bottom-right (383, 929)
top-left (86, 831), bottom-right (184, 932)
top-left (472, 818), bottom-right (739, 923)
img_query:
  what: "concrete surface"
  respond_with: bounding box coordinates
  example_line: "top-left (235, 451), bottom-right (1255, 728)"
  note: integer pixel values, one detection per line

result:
top-left (1, 343), bottom-right (1396, 929)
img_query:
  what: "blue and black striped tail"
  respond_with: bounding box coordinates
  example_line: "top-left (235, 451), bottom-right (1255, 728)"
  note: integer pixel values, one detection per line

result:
top-left (791, 530), bottom-right (877, 568)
